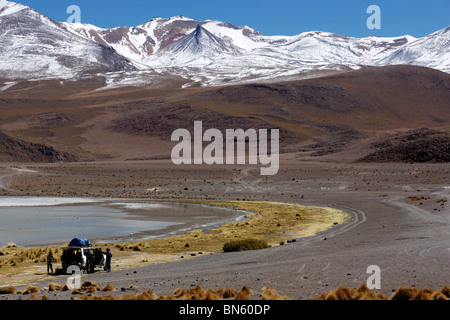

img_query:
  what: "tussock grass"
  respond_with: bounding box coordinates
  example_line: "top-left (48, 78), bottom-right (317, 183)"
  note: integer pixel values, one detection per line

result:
top-left (223, 239), bottom-right (270, 252)
top-left (4, 283), bottom-right (449, 300)
top-left (217, 287), bottom-right (238, 299)
top-left (234, 286), bottom-right (254, 300)
top-left (205, 289), bottom-right (220, 300)
top-left (312, 284), bottom-right (388, 300)
top-left (23, 285), bottom-right (40, 295)
top-left (262, 286), bottom-right (292, 300)
top-left (312, 284), bottom-right (449, 300)
top-left (102, 283), bottom-right (116, 292)
top-left (26, 294), bottom-right (40, 300)
top-left (0, 245), bottom-right (60, 269)
top-left (391, 286), bottom-right (448, 300)
top-left (0, 287), bottom-right (16, 294)
top-left (441, 285), bottom-right (450, 298)
top-left (47, 283), bottom-right (63, 291)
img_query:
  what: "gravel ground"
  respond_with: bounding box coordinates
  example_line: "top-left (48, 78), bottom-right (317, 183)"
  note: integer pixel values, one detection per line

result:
top-left (1, 162), bottom-right (449, 300)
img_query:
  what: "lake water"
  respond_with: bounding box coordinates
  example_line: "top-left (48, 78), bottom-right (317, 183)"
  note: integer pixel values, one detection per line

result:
top-left (0, 197), bottom-right (246, 247)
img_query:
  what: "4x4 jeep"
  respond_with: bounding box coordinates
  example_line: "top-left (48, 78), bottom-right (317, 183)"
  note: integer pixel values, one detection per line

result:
top-left (60, 246), bottom-right (106, 274)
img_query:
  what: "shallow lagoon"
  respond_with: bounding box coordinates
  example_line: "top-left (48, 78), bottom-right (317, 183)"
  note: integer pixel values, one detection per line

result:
top-left (0, 197), bottom-right (245, 246)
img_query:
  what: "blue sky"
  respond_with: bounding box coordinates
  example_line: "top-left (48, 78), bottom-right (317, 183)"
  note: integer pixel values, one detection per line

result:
top-left (15, 0), bottom-right (450, 38)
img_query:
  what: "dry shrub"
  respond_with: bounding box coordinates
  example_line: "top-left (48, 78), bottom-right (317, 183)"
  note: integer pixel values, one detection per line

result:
top-left (315, 285), bottom-right (447, 300)
top-left (7, 242), bottom-right (17, 248)
top-left (234, 291), bottom-right (251, 300)
top-left (218, 287), bottom-right (237, 299)
top-left (103, 283), bottom-right (116, 292)
top-left (390, 286), bottom-right (428, 300)
top-left (431, 291), bottom-right (448, 300)
top-left (441, 285), bottom-right (450, 298)
top-left (136, 289), bottom-right (156, 300)
top-left (178, 285), bottom-right (207, 300)
top-left (234, 286), bottom-right (254, 300)
top-left (239, 285), bottom-right (253, 295)
top-left (355, 284), bottom-right (388, 300)
top-left (312, 284), bottom-right (386, 301)
top-left (0, 287), bottom-right (16, 294)
top-left (262, 286), bottom-right (292, 300)
top-left (23, 285), bottom-right (40, 295)
top-left (163, 286), bottom-right (249, 301)
top-left (62, 284), bottom-right (72, 291)
top-left (76, 294), bottom-right (116, 301)
top-left (391, 286), bottom-right (414, 300)
top-left (85, 286), bottom-right (97, 294)
top-left (333, 286), bottom-right (354, 300)
top-left (411, 289), bottom-right (434, 300)
top-left (324, 285), bottom-right (388, 300)
top-left (120, 294), bottom-right (138, 300)
top-left (81, 280), bottom-right (101, 292)
top-left (157, 295), bottom-right (176, 300)
top-left (172, 288), bottom-right (184, 298)
top-left (205, 289), bottom-right (220, 300)
top-left (48, 283), bottom-right (63, 292)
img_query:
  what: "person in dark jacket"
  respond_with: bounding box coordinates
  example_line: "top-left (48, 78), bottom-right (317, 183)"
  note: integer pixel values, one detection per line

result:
top-left (104, 248), bottom-right (112, 272)
top-left (85, 250), bottom-right (95, 274)
top-left (47, 251), bottom-right (54, 275)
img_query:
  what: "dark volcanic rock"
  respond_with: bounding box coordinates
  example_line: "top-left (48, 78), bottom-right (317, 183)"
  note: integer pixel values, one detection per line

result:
top-left (0, 131), bottom-right (77, 163)
top-left (357, 129), bottom-right (450, 163)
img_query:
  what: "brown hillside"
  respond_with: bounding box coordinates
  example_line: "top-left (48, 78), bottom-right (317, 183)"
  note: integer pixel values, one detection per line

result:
top-left (0, 131), bottom-right (77, 163)
top-left (0, 65), bottom-right (448, 162)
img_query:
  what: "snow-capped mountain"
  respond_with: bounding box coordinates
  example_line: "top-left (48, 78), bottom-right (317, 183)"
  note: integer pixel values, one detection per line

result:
top-left (377, 27), bottom-right (450, 72)
top-left (60, 13), bottom-right (450, 86)
top-left (0, 0), bottom-right (136, 80)
top-left (1, 0), bottom-right (449, 87)
top-left (147, 24), bottom-right (244, 67)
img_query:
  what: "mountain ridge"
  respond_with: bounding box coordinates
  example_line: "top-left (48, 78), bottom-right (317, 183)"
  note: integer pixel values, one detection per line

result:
top-left (0, 0), bottom-right (449, 87)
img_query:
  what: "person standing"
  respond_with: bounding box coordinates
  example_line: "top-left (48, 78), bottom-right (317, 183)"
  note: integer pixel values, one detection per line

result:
top-left (104, 248), bottom-right (112, 272)
top-left (85, 250), bottom-right (94, 274)
top-left (47, 250), bottom-right (54, 275)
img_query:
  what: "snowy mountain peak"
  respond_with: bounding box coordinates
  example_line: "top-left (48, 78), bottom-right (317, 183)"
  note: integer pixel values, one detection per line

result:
top-left (0, 1), bottom-right (136, 80)
top-left (0, 0), bottom-right (27, 16)
top-left (144, 23), bottom-right (243, 67)
top-left (169, 15), bottom-right (194, 21)
top-left (0, 1), bottom-right (448, 87)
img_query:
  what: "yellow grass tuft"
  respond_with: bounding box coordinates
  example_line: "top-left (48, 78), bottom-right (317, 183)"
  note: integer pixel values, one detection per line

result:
top-left (441, 285), bottom-right (450, 298)
top-left (23, 285), bottom-right (40, 295)
top-left (261, 286), bottom-right (292, 300)
top-left (102, 283), bottom-right (116, 292)
top-left (311, 284), bottom-right (445, 300)
top-left (48, 283), bottom-right (64, 291)
top-left (81, 280), bottom-right (101, 292)
top-left (136, 289), bottom-right (156, 300)
top-left (26, 294), bottom-right (40, 300)
top-left (0, 287), bottom-right (16, 294)
top-left (205, 289), bottom-right (220, 300)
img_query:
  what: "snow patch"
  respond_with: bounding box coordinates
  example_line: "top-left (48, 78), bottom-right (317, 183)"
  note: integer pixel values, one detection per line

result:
top-left (0, 0), bottom-right (26, 17)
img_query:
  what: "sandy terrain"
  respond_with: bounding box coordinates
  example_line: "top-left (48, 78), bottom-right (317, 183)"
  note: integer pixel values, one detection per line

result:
top-left (0, 157), bottom-right (448, 300)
